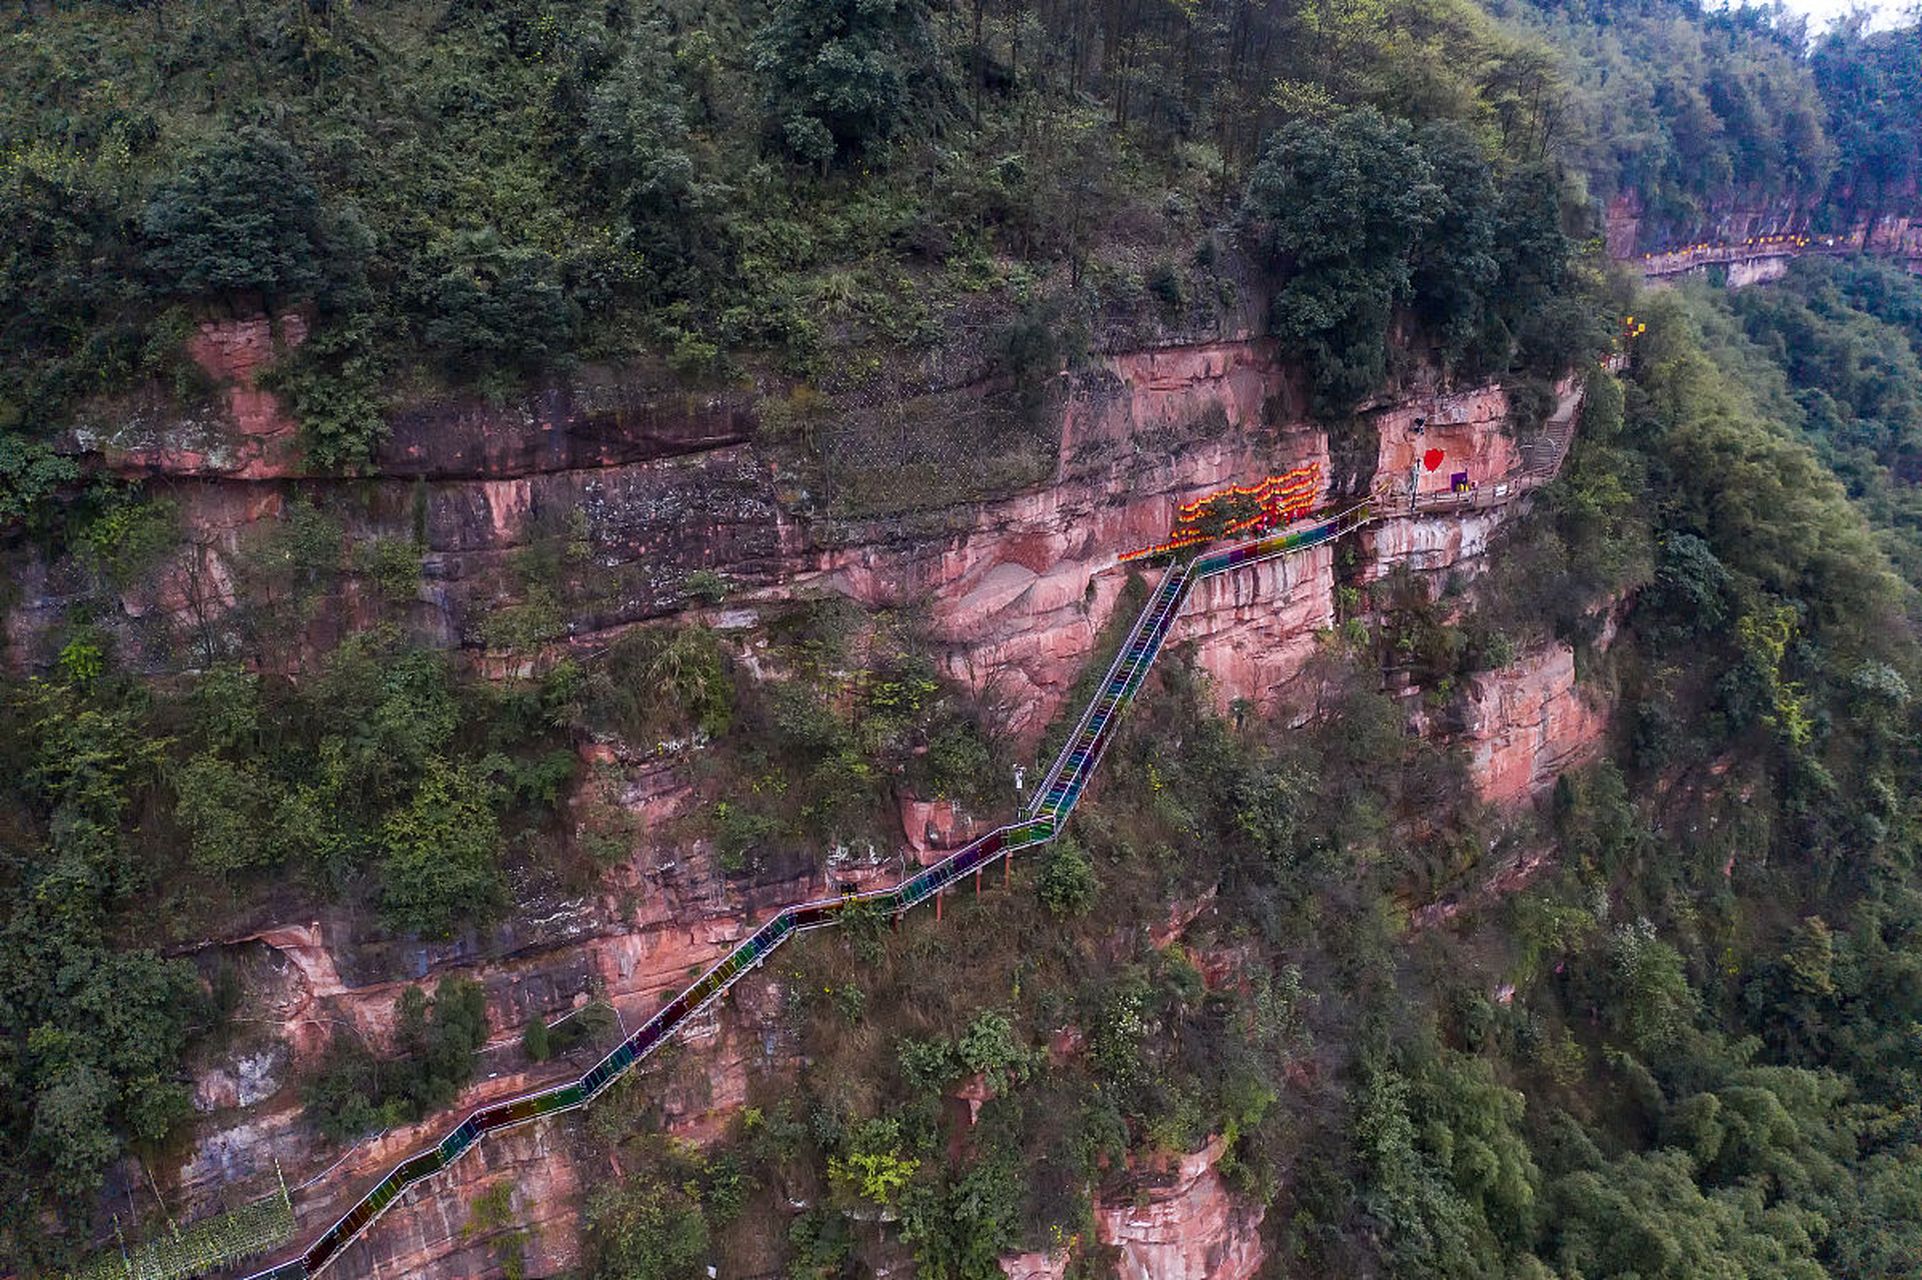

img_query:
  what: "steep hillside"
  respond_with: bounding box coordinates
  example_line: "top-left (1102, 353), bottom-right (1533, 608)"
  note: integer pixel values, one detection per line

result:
top-left (4, 0), bottom-right (1922, 1279)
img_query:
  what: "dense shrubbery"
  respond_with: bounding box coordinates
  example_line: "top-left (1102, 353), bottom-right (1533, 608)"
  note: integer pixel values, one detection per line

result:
top-left (578, 613), bottom-right (1005, 875)
top-left (1810, 16), bottom-right (1920, 223)
top-left (582, 1124), bottom-right (755, 1280)
top-left (0, 573), bottom-right (1015, 1264)
top-left (753, 0), bottom-right (944, 163)
top-left (1716, 259), bottom-right (1922, 588)
top-left (521, 1001), bottom-right (616, 1064)
top-left (1035, 839), bottom-right (1098, 917)
top-left (1512, 0), bottom-right (1834, 231)
top-left (0, 680), bottom-right (209, 1267)
top-left (139, 128), bottom-right (334, 305)
top-left (301, 978), bottom-right (490, 1143)
top-left (1301, 273), bottom-right (1922, 1279)
top-left (170, 638), bottom-right (534, 933)
top-left (0, 628), bottom-right (580, 1263)
top-left (1243, 106), bottom-right (1600, 413)
top-left (10, 0), bottom-right (1896, 485)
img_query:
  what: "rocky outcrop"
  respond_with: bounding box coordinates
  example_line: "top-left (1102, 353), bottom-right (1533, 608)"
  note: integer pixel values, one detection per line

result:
top-left (1605, 188), bottom-right (1825, 259)
top-left (1096, 1136), bottom-right (1266, 1280)
top-left (1460, 641), bottom-right (1606, 805)
top-left (1361, 508), bottom-right (1509, 582)
top-left (65, 312), bottom-right (757, 484)
top-left (7, 332), bottom-right (1318, 738)
top-left (995, 1135), bottom-right (1264, 1280)
top-left (69, 312), bottom-right (309, 479)
top-left (804, 338), bottom-right (1328, 733)
top-left (1172, 542), bottom-right (1336, 716)
top-left (379, 373), bottom-right (756, 480)
top-left (335, 989), bottom-right (784, 1279)
top-left (1603, 193), bottom-right (1644, 261)
top-left (899, 791), bottom-right (983, 855)
top-left (1610, 187), bottom-right (1922, 281)
top-left (214, 972), bottom-right (791, 1280)
top-left (332, 1115), bottom-right (586, 1280)
top-left (170, 749), bottom-right (830, 1227)
top-left (1725, 255), bottom-right (1794, 288)
top-left (1002, 1248), bottom-right (1072, 1280)
top-left (1372, 384), bottom-right (1522, 499)
top-left (1168, 380), bottom-right (1539, 718)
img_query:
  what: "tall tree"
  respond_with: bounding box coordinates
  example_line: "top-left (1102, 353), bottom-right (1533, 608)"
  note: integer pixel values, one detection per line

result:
top-left (140, 127), bottom-right (330, 304)
top-left (752, 0), bottom-right (943, 164)
top-left (1244, 107), bottom-right (1443, 413)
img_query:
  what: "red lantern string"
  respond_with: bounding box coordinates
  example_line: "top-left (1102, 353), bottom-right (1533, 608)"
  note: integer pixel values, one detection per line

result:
top-left (1122, 463), bottom-right (1323, 562)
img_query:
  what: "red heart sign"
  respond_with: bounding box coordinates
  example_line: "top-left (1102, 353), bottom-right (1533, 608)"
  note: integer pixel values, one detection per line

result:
top-left (1423, 448), bottom-right (1445, 472)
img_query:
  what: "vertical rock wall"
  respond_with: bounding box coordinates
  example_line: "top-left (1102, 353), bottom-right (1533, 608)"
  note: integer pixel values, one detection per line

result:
top-left (1459, 641), bottom-right (1606, 806)
top-left (1094, 1137), bottom-right (1267, 1280)
top-left (1172, 542), bottom-right (1337, 716)
top-left (56, 325), bottom-right (1621, 1280)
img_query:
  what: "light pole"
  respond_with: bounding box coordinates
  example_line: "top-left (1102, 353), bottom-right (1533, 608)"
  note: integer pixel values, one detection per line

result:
top-left (1408, 416), bottom-right (1426, 506)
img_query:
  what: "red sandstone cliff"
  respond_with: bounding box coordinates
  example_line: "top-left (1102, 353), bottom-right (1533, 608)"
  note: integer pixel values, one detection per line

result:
top-left (992, 1135), bottom-right (1265, 1280)
top-left (1610, 187), bottom-right (1922, 284)
top-left (1095, 1136), bottom-right (1266, 1280)
top-left (1460, 642), bottom-right (1606, 806)
top-left (10, 327), bottom-right (1551, 746)
top-left (37, 321), bottom-right (1611, 1280)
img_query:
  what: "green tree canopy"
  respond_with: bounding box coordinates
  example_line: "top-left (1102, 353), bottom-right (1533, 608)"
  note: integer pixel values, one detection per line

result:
top-left (752, 0), bottom-right (942, 163)
top-left (1246, 107), bottom-right (1445, 413)
top-left (377, 758), bottom-right (508, 938)
top-left (140, 127), bottom-right (329, 302)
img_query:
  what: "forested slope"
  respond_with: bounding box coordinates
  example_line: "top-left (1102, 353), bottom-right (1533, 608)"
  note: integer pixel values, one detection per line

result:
top-left (1, 0), bottom-right (1921, 1276)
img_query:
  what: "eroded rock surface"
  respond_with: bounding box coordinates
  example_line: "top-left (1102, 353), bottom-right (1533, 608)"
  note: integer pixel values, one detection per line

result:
top-left (46, 327), bottom-right (1613, 1280)
top-left (1096, 1136), bottom-right (1266, 1280)
top-left (1461, 641), bottom-right (1606, 805)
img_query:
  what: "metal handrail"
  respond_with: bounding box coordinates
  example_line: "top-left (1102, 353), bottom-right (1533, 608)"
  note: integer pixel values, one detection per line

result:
top-left (1026, 559), bottom-right (1191, 816)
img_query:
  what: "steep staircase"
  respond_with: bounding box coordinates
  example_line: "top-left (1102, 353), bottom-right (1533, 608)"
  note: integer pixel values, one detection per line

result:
top-left (1519, 385), bottom-right (1581, 479)
top-left (228, 499), bottom-right (1382, 1280)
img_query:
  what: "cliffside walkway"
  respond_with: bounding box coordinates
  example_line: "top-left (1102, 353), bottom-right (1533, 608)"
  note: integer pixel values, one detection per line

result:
top-left (223, 500), bottom-right (1377, 1280)
top-left (1636, 235), bottom-right (1922, 281)
top-left (223, 393), bottom-right (1586, 1280)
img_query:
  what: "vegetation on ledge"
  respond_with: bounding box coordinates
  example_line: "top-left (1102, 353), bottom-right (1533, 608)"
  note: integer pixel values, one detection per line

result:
top-left (1, 0), bottom-right (1920, 1274)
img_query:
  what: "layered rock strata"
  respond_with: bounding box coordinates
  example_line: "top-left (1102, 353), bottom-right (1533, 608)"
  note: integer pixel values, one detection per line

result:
top-left (33, 324), bottom-right (1613, 1280)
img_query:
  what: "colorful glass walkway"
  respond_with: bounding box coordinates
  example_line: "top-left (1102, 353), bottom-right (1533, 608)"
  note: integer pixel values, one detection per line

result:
top-left (233, 499), bottom-right (1374, 1280)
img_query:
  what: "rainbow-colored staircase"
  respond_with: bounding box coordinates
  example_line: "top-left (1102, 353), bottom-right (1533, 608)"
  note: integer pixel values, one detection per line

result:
top-left (232, 500), bottom-right (1374, 1280)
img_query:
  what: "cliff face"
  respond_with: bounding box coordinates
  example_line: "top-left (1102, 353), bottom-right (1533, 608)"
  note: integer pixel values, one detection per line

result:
top-left (976, 1131), bottom-right (1273, 1280)
top-left (52, 322), bottom-right (1611, 1280)
top-left (1459, 641), bottom-right (1606, 806)
top-left (12, 327), bottom-right (1540, 743)
top-left (317, 991), bottom-right (790, 1280)
top-left (1605, 188), bottom-right (1828, 257)
top-left (1095, 1136), bottom-right (1267, 1280)
top-left (1610, 187), bottom-right (1922, 280)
